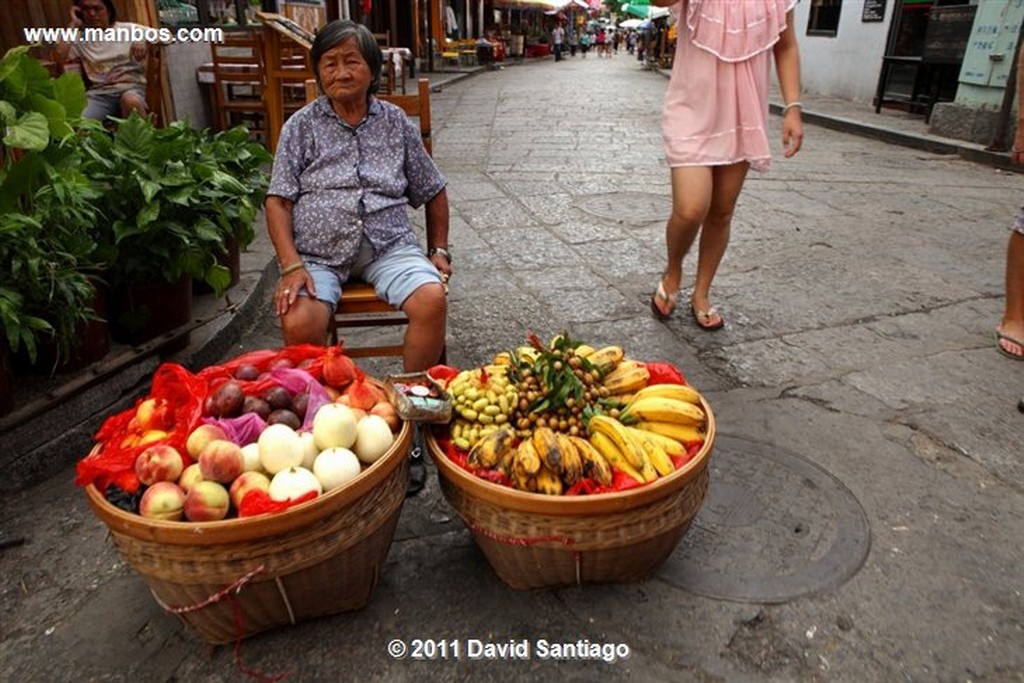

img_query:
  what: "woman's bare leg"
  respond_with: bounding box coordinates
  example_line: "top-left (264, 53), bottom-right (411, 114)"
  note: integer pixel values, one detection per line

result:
top-left (659, 166), bottom-right (713, 308)
top-left (691, 162), bottom-right (750, 324)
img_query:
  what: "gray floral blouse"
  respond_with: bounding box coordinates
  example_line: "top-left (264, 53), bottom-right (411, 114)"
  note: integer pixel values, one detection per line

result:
top-left (268, 96), bottom-right (446, 281)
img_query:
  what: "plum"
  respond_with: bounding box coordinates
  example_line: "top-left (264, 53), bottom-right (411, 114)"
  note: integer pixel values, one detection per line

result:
top-left (262, 386), bottom-right (293, 411)
top-left (267, 409), bottom-right (301, 430)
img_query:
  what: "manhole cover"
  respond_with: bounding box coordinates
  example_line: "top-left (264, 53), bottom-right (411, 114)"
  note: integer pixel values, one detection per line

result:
top-left (658, 435), bottom-right (871, 603)
top-left (576, 192), bottom-right (672, 223)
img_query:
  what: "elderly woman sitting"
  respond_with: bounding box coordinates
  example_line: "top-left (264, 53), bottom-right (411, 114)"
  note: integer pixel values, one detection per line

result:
top-left (266, 20), bottom-right (451, 372)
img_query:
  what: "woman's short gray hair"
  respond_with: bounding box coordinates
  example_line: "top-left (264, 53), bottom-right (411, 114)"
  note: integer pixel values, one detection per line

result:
top-left (310, 20), bottom-right (383, 96)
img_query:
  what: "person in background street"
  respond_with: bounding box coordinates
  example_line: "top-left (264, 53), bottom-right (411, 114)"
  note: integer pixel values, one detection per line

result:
top-left (568, 27), bottom-right (578, 57)
top-left (266, 20), bottom-right (451, 373)
top-left (997, 46), bottom-right (1024, 360)
top-left (51, 0), bottom-right (149, 121)
top-left (580, 30), bottom-right (590, 58)
top-left (651, 0), bottom-right (803, 328)
top-left (552, 23), bottom-right (565, 62)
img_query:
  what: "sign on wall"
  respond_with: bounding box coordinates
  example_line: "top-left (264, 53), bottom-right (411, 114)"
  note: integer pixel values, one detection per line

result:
top-left (862, 0), bottom-right (886, 23)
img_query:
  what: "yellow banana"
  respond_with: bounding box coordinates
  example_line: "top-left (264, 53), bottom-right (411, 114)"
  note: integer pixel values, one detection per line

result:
top-left (588, 414), bottom-right (645, 470)
top-left (632, 382), bottom-right (703, 405)
top-left (625, 426), bottom-right (686, 459)
top-left (468, 427), bottom-right (516, 468)
top-left (636, 433), bottom-right (674, 477)
top-left (602, 363), bottom-right (650, 395)
top-left (622, 396), bottom-right (705, 427)
top-left (554, 433), bottom-right (584, 485)
top-left (586, 346), bottom-right (624, 374)
top-left (570, 436), bottom-right (613, 486)
top-left (512, 465), bottom-right (537, 493)
top-left (532, 427), bottom-right (564, 473)
top-left (638, 448), bottom-right (659, 482)
top-left (535, 464), bottom-right (564, 496)
top-left (634, 420), bottom-right (706, 445)
top-left (514, 438), bottom-right (541, 475)
top-left (589, 432), bottom-right (646, 483)
top-left (491, 351), bottom-right (513, 366)
top-left (574, 344), bottom-right (596, 358)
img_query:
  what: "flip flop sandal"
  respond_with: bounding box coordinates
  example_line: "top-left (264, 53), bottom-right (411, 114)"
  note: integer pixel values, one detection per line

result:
top-left (650, 277), bottom-right (679, 320)
top-left (995, 331), bottom-right (1024, 361)
top-left (690, 304), bottom-right (724, 331)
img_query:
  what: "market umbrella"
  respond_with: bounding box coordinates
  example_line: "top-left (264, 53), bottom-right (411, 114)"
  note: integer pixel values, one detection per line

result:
top-left (620, 2), bottom-right (670, 19)
top-left (619, 18), bottom-right (643, 29)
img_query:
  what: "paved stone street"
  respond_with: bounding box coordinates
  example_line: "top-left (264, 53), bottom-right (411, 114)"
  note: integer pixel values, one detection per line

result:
top-left (2, 53), bottom-right (1023, 682)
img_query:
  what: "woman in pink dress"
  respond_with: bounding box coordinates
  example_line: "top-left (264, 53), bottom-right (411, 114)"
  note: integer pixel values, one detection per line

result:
top-left (650, 0), bottom-right (803, 329)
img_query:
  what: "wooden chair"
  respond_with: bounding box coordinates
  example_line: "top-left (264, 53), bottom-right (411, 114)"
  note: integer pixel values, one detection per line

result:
top-left (210, 29), bottom-right (267, 138)
top-left (301, 79), bottom-right (437, 359)
top-left (373, 31), bottom-right (391, 48)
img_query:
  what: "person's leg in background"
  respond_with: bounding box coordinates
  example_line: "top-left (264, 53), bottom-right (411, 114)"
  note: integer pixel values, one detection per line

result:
top-left (997, 224), bottom-right (1024, 360)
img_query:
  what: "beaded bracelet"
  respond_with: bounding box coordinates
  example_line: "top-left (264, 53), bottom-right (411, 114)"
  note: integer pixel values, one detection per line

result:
top-left (279, 261), bottom-right (306, 276)
top-left (783, 101), bottom-right (803, 114)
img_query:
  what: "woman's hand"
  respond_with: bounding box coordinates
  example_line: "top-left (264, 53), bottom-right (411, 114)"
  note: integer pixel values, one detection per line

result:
top-left (276, 269), bottom-right (316, 316)
top-left (430, 254), bottom-right (452, 291)
top-left (782, 109), bottom-right (804, 158)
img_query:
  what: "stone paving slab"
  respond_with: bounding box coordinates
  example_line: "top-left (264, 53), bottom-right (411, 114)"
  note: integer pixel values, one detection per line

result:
top-left (2, 54), bottom-right (1023, 682)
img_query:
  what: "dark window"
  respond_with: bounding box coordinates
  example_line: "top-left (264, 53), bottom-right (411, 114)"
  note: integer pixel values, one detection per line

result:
top-left (807, 0), bottom-right (842, 37)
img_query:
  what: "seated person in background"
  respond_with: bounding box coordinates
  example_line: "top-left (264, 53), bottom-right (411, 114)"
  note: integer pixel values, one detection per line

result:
top-left (266, 20), bottom-right (451, 373)
top-left (52, 0), bottom-right (148, 121)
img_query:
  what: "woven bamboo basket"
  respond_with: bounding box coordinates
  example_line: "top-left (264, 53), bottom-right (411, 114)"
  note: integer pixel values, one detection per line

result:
top-left (425, 399), bottom-right (715, 589)
top-left (85, 421), bottom-right (412, 645)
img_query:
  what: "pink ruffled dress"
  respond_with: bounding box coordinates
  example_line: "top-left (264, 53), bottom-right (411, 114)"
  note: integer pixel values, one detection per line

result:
top-left (662, 0), bottom-right (797, 172)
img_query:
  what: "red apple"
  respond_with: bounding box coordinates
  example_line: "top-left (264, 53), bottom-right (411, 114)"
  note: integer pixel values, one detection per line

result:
top-left (139, 482), bottom-right (187, 521)
top-left (135, 444), bottom-right (185, 486)
top-left (186, 423), bottom-right (229, 459)
top-left (229, 471), bottom-right (271, 509)
top-left (178, 463), bottom-right (204, 493)
top-left (184, 481), bottom-right (230, 522)
top-left (198, 439), bottom-right (245, 484)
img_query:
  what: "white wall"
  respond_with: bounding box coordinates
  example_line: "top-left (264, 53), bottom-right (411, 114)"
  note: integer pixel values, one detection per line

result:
top-left (790, 0), bottom-right (893, 103)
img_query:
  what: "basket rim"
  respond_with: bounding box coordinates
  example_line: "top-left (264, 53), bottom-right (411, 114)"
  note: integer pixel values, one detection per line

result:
top-left (426, 396), bottom-right (715, 516)
top-left (85, 420), bottom-right (413, 546)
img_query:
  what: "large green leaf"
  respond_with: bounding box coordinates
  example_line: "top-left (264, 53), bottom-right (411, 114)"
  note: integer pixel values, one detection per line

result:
top-left (0, 100), bottom-right (15, 125)
top-left (51, 73), bottom-right (87, 119)
top-left (26, 93), bottom-right (69, 140)
top-left (3, 110), bottom-right (50, 151)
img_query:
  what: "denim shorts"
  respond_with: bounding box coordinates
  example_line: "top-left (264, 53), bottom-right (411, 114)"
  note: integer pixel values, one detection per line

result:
top-left (1014, 206), bottom-right (1024, 235)
top-left (301, 239), bottom-right (443, 312)
top-left (83, 88), bottom-right (146, 121)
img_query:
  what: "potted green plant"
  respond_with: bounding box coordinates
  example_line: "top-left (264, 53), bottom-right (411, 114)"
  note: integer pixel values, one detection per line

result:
top-left (80, 114), bottom-right (270, 347)
top-left (0, 46), bottom-right (108, 383)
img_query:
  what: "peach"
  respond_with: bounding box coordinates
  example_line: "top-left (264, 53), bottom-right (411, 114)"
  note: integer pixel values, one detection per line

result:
top-left (229, 471), bottom-right (271, 509)
top-left (136, 397), bottom-right (173, 432)
top-left (198, 439), bottom-right (245, 484)
top-left (135, 444), bottom-right (185, 486)
top-left (370, 401), bottom-right (400, 431)
top-left (139, 482), bottom-right (186, 521)
top-left (184, 481), bottom-right (230, 522)
top-left (177, 463), bottom-right (204, 493)
top-left (186, 423), bottom-right (229, 459)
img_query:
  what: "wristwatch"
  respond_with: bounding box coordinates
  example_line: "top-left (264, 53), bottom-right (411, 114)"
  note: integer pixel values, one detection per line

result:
top-left (428, 247), bottom-right (452, 263)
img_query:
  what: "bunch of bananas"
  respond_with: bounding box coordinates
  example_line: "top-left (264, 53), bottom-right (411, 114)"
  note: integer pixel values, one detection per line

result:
top-left (448, 366), bottom-right (519, 451)
top-left (620, 383), bottom-right (707, 445)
